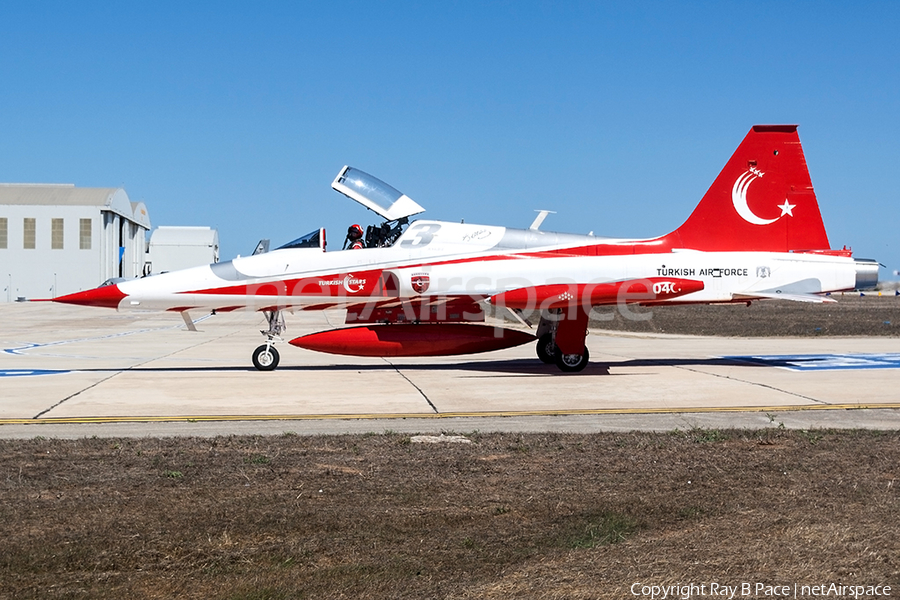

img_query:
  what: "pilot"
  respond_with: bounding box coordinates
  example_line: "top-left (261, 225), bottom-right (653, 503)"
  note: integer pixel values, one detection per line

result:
top-left (345, 224), bottom-right (365, 250)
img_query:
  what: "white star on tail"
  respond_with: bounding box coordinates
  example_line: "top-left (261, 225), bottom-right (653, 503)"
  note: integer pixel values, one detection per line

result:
top-left (777, 200), bottom-right (796, 217)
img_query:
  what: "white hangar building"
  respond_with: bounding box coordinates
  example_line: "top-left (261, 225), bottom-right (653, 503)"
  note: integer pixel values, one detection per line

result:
top-left (0, 184), bottom-right (151, 302)
top-left (148, 226), bottom-right (219, 274)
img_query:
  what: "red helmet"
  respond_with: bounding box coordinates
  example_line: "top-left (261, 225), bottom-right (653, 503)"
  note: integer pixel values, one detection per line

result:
top-left (347, 224), bottom-right (363, 240)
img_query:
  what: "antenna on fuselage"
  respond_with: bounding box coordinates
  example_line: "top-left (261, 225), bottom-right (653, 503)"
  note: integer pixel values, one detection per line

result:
top-left (252, 239), bottom-right (270, 255)
top-left (529, 210), bottom-right (556, 231)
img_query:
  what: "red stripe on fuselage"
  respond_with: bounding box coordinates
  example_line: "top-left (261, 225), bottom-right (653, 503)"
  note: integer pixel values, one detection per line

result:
top-left (183, 268), bottom-right (386, 297)
top-left (175, 237), bottom-right (676, 297)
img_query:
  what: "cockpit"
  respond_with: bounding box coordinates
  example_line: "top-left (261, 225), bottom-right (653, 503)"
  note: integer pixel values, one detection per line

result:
top-left (270, 167), bottom-right (424, 254)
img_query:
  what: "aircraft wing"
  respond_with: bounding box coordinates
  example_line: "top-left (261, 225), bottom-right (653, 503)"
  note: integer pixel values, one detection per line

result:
top-left (343, 295), bottom-right (486, 324)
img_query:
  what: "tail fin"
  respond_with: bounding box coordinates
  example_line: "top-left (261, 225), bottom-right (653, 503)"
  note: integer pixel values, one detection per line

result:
top-left (664, 125), bottom-right (830, 252)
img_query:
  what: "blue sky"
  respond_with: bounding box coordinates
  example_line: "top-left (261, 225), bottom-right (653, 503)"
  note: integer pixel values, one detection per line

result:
top-left (2, 2), bottom-right (898, 276)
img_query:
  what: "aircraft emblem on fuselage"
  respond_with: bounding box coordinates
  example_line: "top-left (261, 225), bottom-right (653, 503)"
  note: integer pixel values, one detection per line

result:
top-left (411, 273), bottom-right (430, 294)
top-left (343, 274), bottom-right (366, 293)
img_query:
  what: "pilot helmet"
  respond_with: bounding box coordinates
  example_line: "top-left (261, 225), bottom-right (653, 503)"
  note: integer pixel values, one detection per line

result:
top-left (348, 224), bottom-right (364, 240)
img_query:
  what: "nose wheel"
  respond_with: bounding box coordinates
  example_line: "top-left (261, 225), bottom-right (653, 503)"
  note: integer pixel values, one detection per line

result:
top-left (253, 310), bottom-right (285, 371)
top-left (252, 344), bottom-right (280, 371)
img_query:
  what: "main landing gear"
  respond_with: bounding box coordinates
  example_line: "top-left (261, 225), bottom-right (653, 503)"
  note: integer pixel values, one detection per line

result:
top-left (555, 346), bottom-right (590, 373)
top-left (253, 310), bottom-right (285, 371)
top-left (536, 333), bottom-right (558, 364)
top-left (535, 309), bottom-right (591, 373)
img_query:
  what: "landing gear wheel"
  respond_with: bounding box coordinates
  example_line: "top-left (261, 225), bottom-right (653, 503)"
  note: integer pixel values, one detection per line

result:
top-left (555, 346), bottom-right (590, 373)
top-left (536, 333), bottom-right (558, 364)
top-left (252, 344), bottom-right (280, 371)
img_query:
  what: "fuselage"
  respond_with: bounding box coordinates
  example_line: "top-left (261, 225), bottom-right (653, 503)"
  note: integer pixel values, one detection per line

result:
top-left (106, 218), bottom-right (864, 313)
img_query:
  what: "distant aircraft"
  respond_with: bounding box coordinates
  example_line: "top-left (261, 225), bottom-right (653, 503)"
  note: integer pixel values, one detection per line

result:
top-left (53, 126), bottom-right (878, 372)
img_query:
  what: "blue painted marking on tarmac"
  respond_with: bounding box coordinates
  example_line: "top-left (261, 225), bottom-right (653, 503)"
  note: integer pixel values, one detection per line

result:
top-left (0, 369), bottom-right (70, 377)
top-left (2, 313), bottom-right (215, 356)
top-left (727, 353), bottom-right (900, 371)
top-left (3, 329), bottom-right (164, 355)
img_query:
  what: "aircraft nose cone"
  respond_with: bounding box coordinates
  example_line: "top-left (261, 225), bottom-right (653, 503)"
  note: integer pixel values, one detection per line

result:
top-left (53, 284), bottom-right (127, 309)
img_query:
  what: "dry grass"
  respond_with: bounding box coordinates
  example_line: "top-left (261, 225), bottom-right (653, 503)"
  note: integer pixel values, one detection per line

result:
top-left (1, 430), bottom-right (898, 598)
top-left (591, 295), bottom-right (900, 337)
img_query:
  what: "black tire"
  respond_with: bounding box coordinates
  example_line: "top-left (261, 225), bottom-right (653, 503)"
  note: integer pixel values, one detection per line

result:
top-left (555, 346), bottom-right (590, 373)
top-left (252, 344), bottom-right (280, 371)
top-left (536, 333), bottom-right (558, 364)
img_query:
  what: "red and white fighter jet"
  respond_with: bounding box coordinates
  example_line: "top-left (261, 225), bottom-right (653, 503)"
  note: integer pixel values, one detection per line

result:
top-left (53, 125), bottom-right (879, 372)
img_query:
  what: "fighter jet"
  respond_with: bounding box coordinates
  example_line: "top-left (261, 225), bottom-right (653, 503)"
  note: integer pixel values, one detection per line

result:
top-left (53, 126), bottom-right (879, 372)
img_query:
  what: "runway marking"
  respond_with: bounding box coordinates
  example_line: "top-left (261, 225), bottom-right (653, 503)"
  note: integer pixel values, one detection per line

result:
top-left (727, 353), bottom-right (900, 371)
top-left (0, 369), bottom-right (71, 377)
top-left (2, 314), bottom-right (215, 356)
top-left (30, 328), bottom-right (242, 420)
top-left (2, 402), bottom-right (900, 425)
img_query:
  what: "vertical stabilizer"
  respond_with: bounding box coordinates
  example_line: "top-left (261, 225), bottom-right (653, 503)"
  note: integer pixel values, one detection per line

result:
top-left (665, 126), bottom-right (830, 252)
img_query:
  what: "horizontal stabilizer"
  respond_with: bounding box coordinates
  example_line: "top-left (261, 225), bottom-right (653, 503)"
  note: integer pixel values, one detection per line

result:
top-left (733, 292), bottom-right (836, 304)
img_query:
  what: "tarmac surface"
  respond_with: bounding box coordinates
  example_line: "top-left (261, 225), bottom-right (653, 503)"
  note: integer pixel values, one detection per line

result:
top-left (1, 303), bottom-right (899, 438)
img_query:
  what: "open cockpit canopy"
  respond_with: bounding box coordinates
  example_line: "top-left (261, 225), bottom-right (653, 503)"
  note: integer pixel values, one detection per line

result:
top-left (332, 166), bottom-right (425, 222)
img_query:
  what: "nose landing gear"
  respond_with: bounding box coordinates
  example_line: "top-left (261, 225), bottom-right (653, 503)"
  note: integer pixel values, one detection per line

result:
top-left (252, 343), bottom-right (280, 371)
top-left (253, 310), bottom-right (285, 371)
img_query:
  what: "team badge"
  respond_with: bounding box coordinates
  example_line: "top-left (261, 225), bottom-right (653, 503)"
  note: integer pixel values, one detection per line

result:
top-left (411, 273), bottom-right (430, 294)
